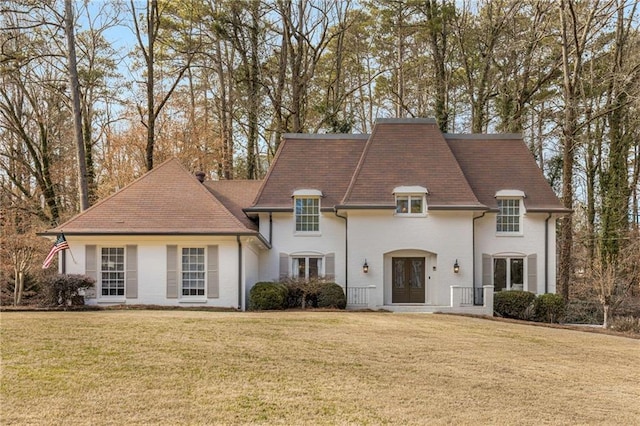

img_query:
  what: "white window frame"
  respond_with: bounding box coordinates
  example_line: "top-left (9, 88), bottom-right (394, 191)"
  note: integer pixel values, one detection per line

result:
top-left (294, 197), bottom-right (320, 234)
top-left (493, 257), bottom-right (525, 291)
top-left (394, 186), bottom-right (428, 216)
top-left (395, 194), bottom-right (426, 215)
top-left (292, 256), bottom-right (324, 280)
top-left (180, 247), bottom-right (206, 298)
top-left (496, 198), bottom-right (523, 235)
top-left (100, 246), bottom-right (125, 299)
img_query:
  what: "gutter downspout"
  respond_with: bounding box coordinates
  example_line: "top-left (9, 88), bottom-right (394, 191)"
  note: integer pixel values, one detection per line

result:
top-left (269, 212), bottom-right (273, 246)
top-left (472, 212), bottom-right (487, 304)
top-left (544, 213), bottom-right (552, 294)
top-left (334, 210), bottom-right (348, 300)
top-left (237, 236), bottom-right (243, 310)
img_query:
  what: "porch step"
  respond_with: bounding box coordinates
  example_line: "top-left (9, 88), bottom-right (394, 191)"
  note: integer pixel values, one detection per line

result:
top-left (381, 305), bottom-right (450, 313)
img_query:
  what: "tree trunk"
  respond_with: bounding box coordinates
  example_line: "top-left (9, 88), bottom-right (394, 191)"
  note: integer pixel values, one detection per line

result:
top-left (64, 0), bottom-right (90, 211)
top-left (145, 0), bottom-right (157, 171)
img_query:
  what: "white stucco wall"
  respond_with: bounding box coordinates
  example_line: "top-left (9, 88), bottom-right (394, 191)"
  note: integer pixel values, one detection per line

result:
top-left (474, 212), bottom-right (558, 294)
top-left (347, 210), bottom-right (474, 307)
top-left (243, 241), bottom-right (260, 310)
top-left (62, 235), bottom-right (242, 308)
top-left (254, 207), bottom-right (559, 310)
top-left (257, 211), bottom-right (346, 284)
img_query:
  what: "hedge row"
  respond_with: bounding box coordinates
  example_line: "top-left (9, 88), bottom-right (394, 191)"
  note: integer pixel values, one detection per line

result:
top-left (494, 290), bottom-right (566, 323)
top-left (249, 279), bottom-right (346, 310)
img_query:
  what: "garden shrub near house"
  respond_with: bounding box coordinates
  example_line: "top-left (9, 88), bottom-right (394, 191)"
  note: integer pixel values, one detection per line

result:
top-left (281, 278), bottom-right (324, 309)
top-left (317, 282), bottom-right (346, 309)
top-left (494, 290), bottom-right (536, 320)
top-left (533, 293), bottom-right (566, 323)
top-left (265, 278), bottom-right (347, 310)
top-left (42, 274), bottom-right (95, 308)
top-left (249, 282), bottom-right (287, 310)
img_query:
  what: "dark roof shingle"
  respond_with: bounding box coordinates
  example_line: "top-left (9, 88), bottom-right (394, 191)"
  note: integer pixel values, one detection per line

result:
top-left (250, 135), bottom-right (368, 210)
top-left (445, 135), bottom-right (568, 212)
top-left (45, 158), bottom-right (258, 235)
top-left (342, 119), bottom-right (484, 209)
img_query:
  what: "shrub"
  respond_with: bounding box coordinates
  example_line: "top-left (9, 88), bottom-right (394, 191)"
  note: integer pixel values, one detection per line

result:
top-left (494, 290), bottom-right (536, 320)
top-left (317, 282), bottom-right (346, 309)
top-left (249, 282), bottom-right (287, 310)
top-left (609, 316), bottom-right (640, 334)
top-left (281, 278), bottom-right (326, 309)
top-left (533, 293), bottom-right (566, 323)
top-left (41, 274), bottom-right (95, 308)
top-left (564, 300), bottom-right (603, 324)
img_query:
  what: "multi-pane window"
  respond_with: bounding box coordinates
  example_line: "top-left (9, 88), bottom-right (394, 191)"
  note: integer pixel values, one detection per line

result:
top-left (101, 247), bottom-right (124, 296)
top-left (497, 199), bottom-right (521, 233)
top-left (182, 247), bottom-right (205, 296)
top-left (493, 258), bottom-right (524, 291)
top-left (293, 257), bottom-right (322, 280)
top-left (396, 195), bottom-right (424, 214)
top-left (295, 197), bottom-right (320, 232)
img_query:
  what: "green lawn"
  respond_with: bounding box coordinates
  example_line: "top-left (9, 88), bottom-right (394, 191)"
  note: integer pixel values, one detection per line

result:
top-left (1, 311), bottom-right (639, 425)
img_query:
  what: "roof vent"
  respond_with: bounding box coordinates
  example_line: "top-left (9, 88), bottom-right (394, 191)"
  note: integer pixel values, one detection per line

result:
top-left (195, 172), bottom-right (206, 183)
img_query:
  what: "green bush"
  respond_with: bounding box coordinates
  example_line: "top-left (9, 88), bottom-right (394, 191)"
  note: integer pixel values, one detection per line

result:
top-left (533, 293), bottom-right (566, 323)
top-left (42, 274), bottom-right (95, 308)
top-left (494, 290), bottom-right (536, 320)
top-left (317, 282), bottom-right (346, 309)
top-left (249, 282), bottom-right (287, 310)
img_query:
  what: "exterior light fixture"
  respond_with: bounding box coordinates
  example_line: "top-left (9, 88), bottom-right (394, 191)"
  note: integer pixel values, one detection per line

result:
top-left (453, 260), bottom-right (460, 273)
top-left (363, 260), bottom-right (369, 273)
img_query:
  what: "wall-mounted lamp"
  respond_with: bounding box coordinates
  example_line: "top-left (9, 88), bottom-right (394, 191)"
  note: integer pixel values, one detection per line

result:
top-left (363, 260), bottom-right (369, 273)
top-left (453, 260), bottom-right (460, 274)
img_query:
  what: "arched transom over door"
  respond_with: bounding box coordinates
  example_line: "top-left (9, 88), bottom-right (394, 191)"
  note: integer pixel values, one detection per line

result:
top-left (392, 257), bottom-right (425, 303)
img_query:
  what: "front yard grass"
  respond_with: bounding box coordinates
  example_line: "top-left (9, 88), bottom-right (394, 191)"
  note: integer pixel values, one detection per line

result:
top-left (1, 311), bottom-right (639, 425)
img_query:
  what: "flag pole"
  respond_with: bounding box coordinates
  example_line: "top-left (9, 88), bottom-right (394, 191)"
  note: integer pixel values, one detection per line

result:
top-left (62, 231), bottom-right (78, 264)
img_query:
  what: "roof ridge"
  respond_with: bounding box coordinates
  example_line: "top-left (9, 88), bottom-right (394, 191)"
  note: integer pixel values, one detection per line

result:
top-left (440, 137), bottom-right (482, 206)
top-left (250, 137), bottom-right (289, 207)
top-left (341, 124), bottom-right (379, 205)
top-left (282, 133), bottom-right (370, 140)
top-left (443, 133), bottom-right (522, 140)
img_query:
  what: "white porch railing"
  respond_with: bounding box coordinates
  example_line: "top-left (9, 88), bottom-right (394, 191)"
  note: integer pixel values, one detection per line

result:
top-left (450, 285), bottom-right (494, 314)
top-left (347, 286), bottom-right (375, 307)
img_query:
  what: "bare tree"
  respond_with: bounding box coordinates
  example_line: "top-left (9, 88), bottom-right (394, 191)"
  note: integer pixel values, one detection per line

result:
top-left (64, 0), bottom-right (89, 211)
top-left (130, 0), bottom-right (197, 171)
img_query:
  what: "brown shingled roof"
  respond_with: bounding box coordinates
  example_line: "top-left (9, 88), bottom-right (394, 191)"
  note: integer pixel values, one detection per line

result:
top-left (445, 135), bottom-right (568, 212)
top-left (342, 119), bottom-right (484, 209)
top-left (204, 180), bottom-right (261, 230)
top-left (44, 158), bottom-right (257, 235)
top-left (250, 134), bottom-right (368, 211)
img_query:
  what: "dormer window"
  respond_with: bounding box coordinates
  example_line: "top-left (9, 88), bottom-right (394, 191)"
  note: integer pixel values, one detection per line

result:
top-left (293, 189), bottom-right (322, 233)
top-left (394, 186), bottom-right (428, 216)
top-left (495, 190), bottom-right (525, 234)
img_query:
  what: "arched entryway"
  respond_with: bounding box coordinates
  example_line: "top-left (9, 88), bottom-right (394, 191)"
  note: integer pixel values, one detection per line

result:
top-left (384, 249), bottom-right (437, 305)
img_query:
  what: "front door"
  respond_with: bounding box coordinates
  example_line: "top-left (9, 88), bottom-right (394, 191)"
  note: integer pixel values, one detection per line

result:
top-left (392, 257), bottom-right (425, 303)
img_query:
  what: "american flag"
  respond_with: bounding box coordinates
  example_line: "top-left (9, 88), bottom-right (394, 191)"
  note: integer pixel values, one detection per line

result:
top-left (42, 233), bottom-right (69, 269)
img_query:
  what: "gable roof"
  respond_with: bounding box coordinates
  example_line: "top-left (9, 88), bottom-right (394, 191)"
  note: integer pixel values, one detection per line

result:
top-left (248, 134), bottom-right (368, 211)
top-left (43, 158), bottom-right (259, 235)
top-left (445, 135), bottom-right (569, 213)
top-left (341, 118), bottom-right (484, 209)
